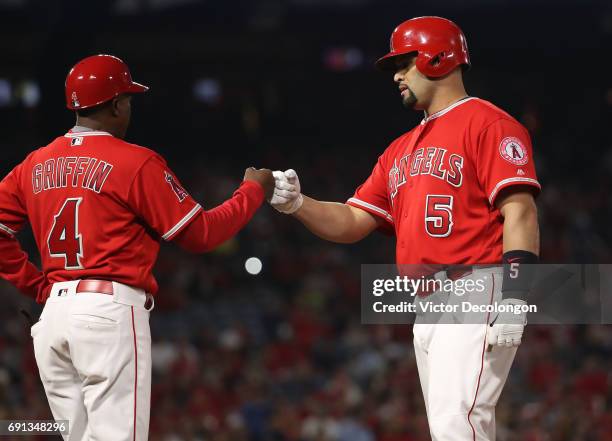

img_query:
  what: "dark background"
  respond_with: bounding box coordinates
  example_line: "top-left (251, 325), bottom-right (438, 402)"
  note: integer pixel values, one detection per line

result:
top-left (0, 0), bottom-right (611, 440)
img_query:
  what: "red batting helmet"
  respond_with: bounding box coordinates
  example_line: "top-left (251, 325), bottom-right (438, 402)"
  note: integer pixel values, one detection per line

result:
top-left (65, 54), bottom-right (149, 110)
top-left (376, 16), bottom-right (470, 77)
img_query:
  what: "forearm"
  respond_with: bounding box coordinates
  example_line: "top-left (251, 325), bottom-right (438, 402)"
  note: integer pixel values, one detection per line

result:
top-left (174, 180), bottom-right (265, 253)
top-left (0, 234), bottom-right (46, 301)
top-left (498, 192), bottom-right (540, 303)
top-left (292, 196), bottom-right (374, 244)
top-left (502, 199), bottom-right (539, 255)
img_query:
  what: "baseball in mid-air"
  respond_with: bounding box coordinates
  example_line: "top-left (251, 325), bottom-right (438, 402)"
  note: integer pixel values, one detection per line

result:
top-left (245, 257), bottom-right (263, 275)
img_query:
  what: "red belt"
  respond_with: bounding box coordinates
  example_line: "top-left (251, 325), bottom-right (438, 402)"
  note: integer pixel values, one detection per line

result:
top-left (75, 280), bottom-right (153, 309)
top-left (76, 279), bottom-right (114, 295)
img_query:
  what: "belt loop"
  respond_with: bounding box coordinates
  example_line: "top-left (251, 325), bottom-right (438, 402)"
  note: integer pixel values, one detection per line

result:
top-left (145, 294), bottom-right (155, 312)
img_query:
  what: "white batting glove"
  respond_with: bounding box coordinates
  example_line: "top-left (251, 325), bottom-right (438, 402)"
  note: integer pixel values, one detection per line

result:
top-left (270, 169), bottom-right (303, 214)
top-left (487, 298), bottom-right (527, 348)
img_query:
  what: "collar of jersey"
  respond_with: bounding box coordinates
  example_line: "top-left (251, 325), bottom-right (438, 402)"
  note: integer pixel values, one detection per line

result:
top-left (65, 126), bottom-right (113, 137)
top-left (420, 96), bottom-right (476, 125)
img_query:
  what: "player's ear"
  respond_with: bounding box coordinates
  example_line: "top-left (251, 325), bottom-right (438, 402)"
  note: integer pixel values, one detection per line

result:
top-left (111, 95), bottom-right (132, 118)
top-left (110, 96), bottom-right (121, 117)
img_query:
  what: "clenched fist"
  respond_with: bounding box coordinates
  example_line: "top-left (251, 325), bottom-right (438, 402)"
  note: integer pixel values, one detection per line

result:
top-left (244, 167), bottom-right (275, 201)
top-left (270, 169), bottom-right (303, 214)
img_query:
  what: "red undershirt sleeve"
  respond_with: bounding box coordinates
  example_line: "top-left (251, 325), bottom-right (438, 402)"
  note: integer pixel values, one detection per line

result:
top-left (172, 180), bottom-right (265, 253)
top-left (0, 163), bottom-right (47, 302)
top-left (0, 235), bottom-right (46, 301)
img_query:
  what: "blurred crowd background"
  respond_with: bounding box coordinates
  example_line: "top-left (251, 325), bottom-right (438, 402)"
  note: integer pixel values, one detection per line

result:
top-left (1, 0), bottom-right (611, 440)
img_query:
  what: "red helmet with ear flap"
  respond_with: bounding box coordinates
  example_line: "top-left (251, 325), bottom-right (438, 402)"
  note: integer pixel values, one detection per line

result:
top-left (376, 16), bottom-right (470, 78)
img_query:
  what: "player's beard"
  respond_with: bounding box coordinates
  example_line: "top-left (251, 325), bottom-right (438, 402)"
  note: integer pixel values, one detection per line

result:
top-left (401, 86), bottom-right (418, 109)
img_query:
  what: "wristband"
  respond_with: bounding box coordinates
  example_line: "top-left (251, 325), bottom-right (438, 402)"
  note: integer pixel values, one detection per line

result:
top-left (502, 250), bottom-right (538, 300)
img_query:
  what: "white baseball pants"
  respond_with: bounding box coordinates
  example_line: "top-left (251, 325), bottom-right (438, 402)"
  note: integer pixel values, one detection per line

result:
top-left (31, 281), bottom-right (153, 441)
top-left (413, 267), bottom-right (517, 441)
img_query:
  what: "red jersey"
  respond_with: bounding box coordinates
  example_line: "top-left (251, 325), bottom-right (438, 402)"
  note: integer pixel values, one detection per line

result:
top-left (0, 129), bottom-right (203, 294)
top-left (347, 97), bottom-right (541, 265)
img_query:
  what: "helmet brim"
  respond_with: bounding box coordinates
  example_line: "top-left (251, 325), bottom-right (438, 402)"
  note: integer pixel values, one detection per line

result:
top-left (375, 53), bottom-right (398, 71)
top-left (127, 81), bottom-right (149, 93)
top-left (374, 51), bottom-right (417, 72)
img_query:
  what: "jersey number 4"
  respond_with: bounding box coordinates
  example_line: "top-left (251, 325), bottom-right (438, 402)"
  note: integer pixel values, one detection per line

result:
top-left (425, 195), bottom-right (454, 237)
top-left (48, 198), bottom-right (84, 270)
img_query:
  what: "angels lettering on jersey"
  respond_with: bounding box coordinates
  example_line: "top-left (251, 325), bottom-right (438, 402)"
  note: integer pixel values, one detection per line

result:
top-left (388, 147), bottom-right (464, 205)
top-left (346, 97), bottom-right (542, 265)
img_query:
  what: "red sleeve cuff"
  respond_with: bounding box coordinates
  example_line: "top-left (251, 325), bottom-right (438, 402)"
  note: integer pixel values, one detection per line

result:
top-left (488, 178), bottom-right (541, 205)
top-left (162, 204), bottom-right (203, 241)
top-left (346, 197), bottom-right (393, 224)
top-left (346, 197), bottom-right (395, 235)
top-left (0, 222), bottom-right (17, 237)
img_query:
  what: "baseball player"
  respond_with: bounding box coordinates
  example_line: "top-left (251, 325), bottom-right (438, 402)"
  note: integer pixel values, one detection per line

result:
top-left (270, 17), bottom-right (540, 440)
top-left (0, 54), bottom-right (274, 441)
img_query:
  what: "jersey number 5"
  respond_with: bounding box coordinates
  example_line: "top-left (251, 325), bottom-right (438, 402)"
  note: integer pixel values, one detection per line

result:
top-left (48, 198), bottom-right (84, 270)
top-left (425, 195), bottom-right (454, 237)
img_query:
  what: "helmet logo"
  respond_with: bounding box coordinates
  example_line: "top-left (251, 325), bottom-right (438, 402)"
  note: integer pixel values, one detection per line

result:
top-left (499, 137), bottom-right (528, 166)
top-left (71, 92), bottom-right (80, 108)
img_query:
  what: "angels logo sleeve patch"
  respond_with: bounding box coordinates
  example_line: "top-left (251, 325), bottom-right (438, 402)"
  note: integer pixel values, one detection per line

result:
top-left (499, 137), bottom-right (528, 166)
top-left (128, 155), bottom-right (201, 241)
top-left (476, 119), bottom-right (541, 205)
top-left (164, 171), bottom-right (189, 202)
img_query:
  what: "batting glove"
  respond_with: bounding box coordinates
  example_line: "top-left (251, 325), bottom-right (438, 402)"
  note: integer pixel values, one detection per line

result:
top-left (270, 169), bottom-right (303, 214)
top-left (487, 298), bottom-right (527, 348)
